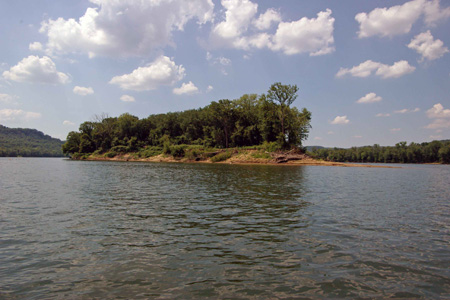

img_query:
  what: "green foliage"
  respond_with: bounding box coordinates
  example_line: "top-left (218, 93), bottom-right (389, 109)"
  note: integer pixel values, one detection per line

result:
top-left (251, 151), bottom-right (271, 159)
top-left (262, 141), bottom-right (282, 152)
top-left (310, 140), bottom-right (450, 164)
top-left (138, 146), bottom-right (163, 158)
top-left (0, 125), bottom-right (64, 157)
top-left (105, 151), bottom-right (117, 158)
top-left (210, 151), bottom-right (232, 162)
top-left (169, 145), bottom-right (186, 158)
top-left (61, 83), bottom-right (312, 157)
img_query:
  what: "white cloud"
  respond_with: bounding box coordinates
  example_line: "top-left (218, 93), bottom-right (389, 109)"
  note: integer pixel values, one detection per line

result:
top-left (327, 131), bottom-right (334, 135)
top-left (423, 0), bottom-right (450, 25)
top-left (271, 9), bottom-right (335, 56)
top-left (355, 0), bottom-right (450, 38)
top-left (408, 31), bottom-right (449, 61)
top-left (353, 135), bottom-right (363, 138)
top-left (426, 103), bottom-right (450, 118)
top-left (336, 60), bottom-right (415, 79)
top-left (210, 1), bottom-right (335, 56)
top-left (120, 95), bottom-right (135, 102)
top-left (40, 0), bottom-right (214, 57)
top-left (73, 86), bottom-right (94, 96)
top-left (376, 113), bottom-right (391, 117)
top-left (2, 56), bottom-right (69, 84)
top-left (331, 115), bottom-right (350, 125)
top-left (253, 8), bottom-right (281, 30)
top-left (212, 0), bottom-right (258, 41)
top-left (390, 128), bottom-right (401, 132)
top-left (109, 56), bottom-right (185, 91)
top-left (357, 92), bottom-right (382, 104)
top-left (0, 93), bottom-right (18, 105)
top-left (0, 109), bottom-right (41, 122)
top-left (206, 85), bottom-right (214, 92)
top-left (394, 108), bottom-right (420, 114)
top-left (29, 42), bottom-right (43, 52)
top-left (425, 119), bottom-right (450, 129)
top-left (63, 120), bottom-right (75, 126)
top-left (173, 81), bottom-right (199, 95)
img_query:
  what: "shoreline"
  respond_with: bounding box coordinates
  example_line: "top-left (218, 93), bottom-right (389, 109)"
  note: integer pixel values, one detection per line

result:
top-left (81, 153), bottom-right (399, 168)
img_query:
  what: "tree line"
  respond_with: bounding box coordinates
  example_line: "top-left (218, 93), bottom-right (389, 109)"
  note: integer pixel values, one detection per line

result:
top-left (0, 125), bottom-right (64, 157)
top-left (62, 83), bottom-right (312, 156)
top-left (309, 140), bottom-right (450, 164)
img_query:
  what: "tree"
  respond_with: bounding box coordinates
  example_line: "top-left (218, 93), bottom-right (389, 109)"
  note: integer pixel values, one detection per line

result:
top-left (266, 82), bottom-right (299, 143)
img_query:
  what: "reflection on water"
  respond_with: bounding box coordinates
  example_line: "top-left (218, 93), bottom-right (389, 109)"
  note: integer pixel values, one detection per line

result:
top-left (0, 159), bottom-right (449, 299)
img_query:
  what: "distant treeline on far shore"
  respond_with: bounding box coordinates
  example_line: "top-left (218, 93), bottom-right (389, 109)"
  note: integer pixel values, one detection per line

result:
top-left (309, 140), bottom-right (450, 164)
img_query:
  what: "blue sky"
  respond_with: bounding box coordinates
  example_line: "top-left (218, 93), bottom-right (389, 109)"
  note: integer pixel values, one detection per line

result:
top-left (0, 0), bottom-right (449, 147)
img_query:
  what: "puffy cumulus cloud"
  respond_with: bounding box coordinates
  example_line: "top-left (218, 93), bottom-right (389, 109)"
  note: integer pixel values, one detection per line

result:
top-left (375, 61), bottom-right (416, 78)
top-left (376, 113), bottom-right (391, 117)
top-left (336, 60), bottom-right (415, 79)
top-left (0, 93), bottom-right (18, 105)
top-left (426, 103), bottom-right (450, 118)
top-left (29, 42), bottom-right (43, 52)
top-left (173, 81), bottom-right (199, 95)
top-left (2, 56), bottom-right (69, 84)
top-left (210, 0), bottom-right (335, 56)
top-left (331, 115), bottom-right (350, 125)
top-left (394, 108), bottom-right (420, 114)
top-left (408, 31), bottom-right (449, 61)
top-left (40, 0), bottom-right (214, 57)
top-left (271, 9), bottom-right (335, 56)
top-left (63, 120), bottom-right (75, 126)
top-left (206, 85), bottom-right (214, 93)
top-left (253, 8), bottom-right (281, 30)
top-left (212, 0), bottom-right (258, 42)
top-left (120, 95), bottom-right (135, 102)
top-left (0, 109), bottom-right (41, 122)
top-left (109, 56), bottom-right (185, 91)
top-left (357, 92), bottom-right (382, 104)
top-left (356, 0), bottom-right (450, 38)
top-left (73, 86), bottom-right (94, 96)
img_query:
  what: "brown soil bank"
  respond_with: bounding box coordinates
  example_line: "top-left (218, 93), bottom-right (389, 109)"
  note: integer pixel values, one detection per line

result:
top-left (82, 150), bottom-right (397, 168)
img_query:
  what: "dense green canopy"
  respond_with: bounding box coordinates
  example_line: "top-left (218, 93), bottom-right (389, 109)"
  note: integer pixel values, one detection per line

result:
top-left (63, 83), bottom-right (312, 156)
top-left (310, 140), bottom-right (450, 164)
top-left (0, 125), bottom-right (64, 157)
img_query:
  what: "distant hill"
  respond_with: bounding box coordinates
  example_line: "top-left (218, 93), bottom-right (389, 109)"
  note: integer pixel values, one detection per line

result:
top-left (0, 125), bottom-right (64, 157)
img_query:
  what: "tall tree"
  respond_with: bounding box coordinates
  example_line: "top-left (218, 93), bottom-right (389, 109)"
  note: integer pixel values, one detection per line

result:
top-left (266, 82), bottom-right (299, 144)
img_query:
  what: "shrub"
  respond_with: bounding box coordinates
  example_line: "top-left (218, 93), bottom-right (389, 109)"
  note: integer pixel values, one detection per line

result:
top-left (185, 149), bottom-right (201, 160)
top-left (139, 146), bottom-right (163, 158)
top-left (105, 151), bottom-right (117, 158)
top-left (262, 141), bottom-right (282, 152)
top-left (170, 145), bottom-right (185, 158)
top-left (210, 151), bottom-right (232, 162)
top-left (110, 145), bottom-right (128, 153)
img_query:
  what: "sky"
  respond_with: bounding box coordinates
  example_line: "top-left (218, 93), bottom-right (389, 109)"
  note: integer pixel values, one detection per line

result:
top-left (0, 0), bottom-right (449, 147)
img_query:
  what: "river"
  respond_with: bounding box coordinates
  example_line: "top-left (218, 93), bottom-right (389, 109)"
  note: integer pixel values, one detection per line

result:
top-left (0, 158), bottom-right (449, 299)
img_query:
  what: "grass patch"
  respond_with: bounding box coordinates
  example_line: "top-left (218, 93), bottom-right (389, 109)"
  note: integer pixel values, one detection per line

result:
top-left (210, 151), bottom-right (232, 162)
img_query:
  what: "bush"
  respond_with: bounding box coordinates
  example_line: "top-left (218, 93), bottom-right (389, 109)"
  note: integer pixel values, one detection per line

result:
top-left (185, 149), bottom-right (201, 160)
top-left (105, 151), bottom-right (117, 158)
top-left (170, 145), bottom-right (186, 158)
top-left (110, 145), bottom-right (128, 153)
top-left (262, 141), bottom-right (282, 152)
top-left (210, 151), bottom-right (232, 162)
top-left (139, 146), bottom-right (163, 158)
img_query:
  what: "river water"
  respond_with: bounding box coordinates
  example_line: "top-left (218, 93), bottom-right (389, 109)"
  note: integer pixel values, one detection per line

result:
top-left (0, 158), bottom-right (449, 299)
